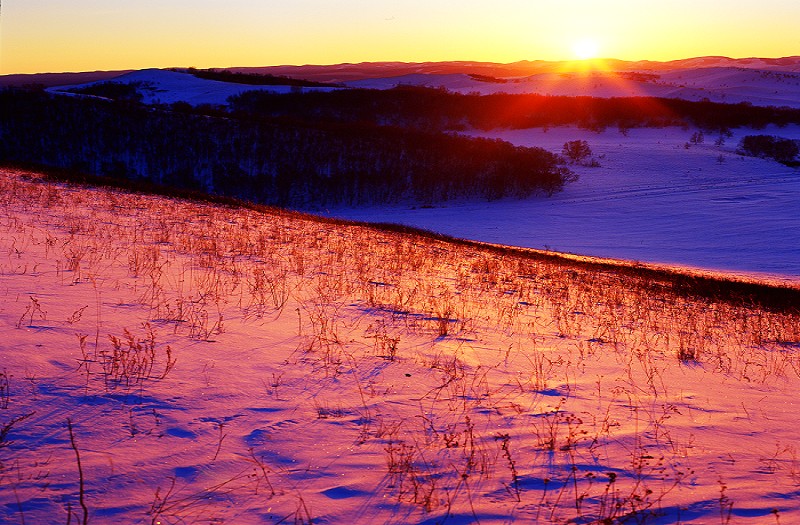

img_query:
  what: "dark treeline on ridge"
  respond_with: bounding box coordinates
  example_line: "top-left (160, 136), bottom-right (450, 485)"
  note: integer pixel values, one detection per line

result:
top-left (178, 67), bottom-right (343, 88)
top-left (229, 86), bottom-right (800, 131)
top-left (67, 81), bottom-right (147, 103)
top-left (0, 89), bottom-right (573, 208)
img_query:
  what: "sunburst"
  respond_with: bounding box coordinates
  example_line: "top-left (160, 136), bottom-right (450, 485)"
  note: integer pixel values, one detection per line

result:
top-left (572, 38), bottom-right (600, 60)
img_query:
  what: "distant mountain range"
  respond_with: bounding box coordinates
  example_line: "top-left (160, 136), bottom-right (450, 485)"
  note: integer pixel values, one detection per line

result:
top-left (3, 56), bottom-right (800, 88)
top-left (11, 55), bottom-right (798, 110)
top-left (231, 56), bottom-right (800, 83)
top-left (0, 69), bottom-right (133, 88)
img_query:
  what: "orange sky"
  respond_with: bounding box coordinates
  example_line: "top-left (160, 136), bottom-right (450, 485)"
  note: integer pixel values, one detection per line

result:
top-left (2, 1), bottom-right (799, 74)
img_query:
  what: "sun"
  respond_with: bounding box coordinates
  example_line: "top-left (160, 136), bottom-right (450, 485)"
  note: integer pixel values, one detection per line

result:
top-left (572, 38), bottom-right (600, 60)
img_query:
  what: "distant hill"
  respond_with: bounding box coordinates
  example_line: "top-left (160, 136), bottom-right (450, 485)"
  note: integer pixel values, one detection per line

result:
top-left (4, 56), bottom-right (800, 88)
top-left (46, 68), bottom-right (338, 106)
top-left (36, 57), bottom-right (800, 110)
top-left (233, 56), bottom-right (800, 83)
top-left (0, 70), bottom-right (131, 88)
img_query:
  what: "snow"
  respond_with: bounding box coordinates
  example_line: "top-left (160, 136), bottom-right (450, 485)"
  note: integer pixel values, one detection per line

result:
top-left (327, 125), bottom-right (800, 282)
top-left (365, 64), bottom-right (794, 107)
top-left (345, 67), bottom-right (800, 108)
top-left (49, 61), bottom-right (800, 109)
top-left (49, 68), bottom-right (337, 106)
top-left (47, 65), bottom-right (800, 280)
top-left (7, 59), bottom-right (800, 522)
top-left (2, 168), bottom-right (800, 524)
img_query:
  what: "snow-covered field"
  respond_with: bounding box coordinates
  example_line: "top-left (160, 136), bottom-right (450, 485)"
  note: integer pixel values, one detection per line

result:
top-left (2, 168), bottom-right (800, 524)
top-left (328, 125), bottom-right (800, 282)
top-left (345, 67), bottom-right (800, 108)
top-left (50, 69), bottom-right (337, 106)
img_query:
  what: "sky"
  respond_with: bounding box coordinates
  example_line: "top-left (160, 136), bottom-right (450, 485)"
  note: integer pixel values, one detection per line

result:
top-left (2, 0), bottom-right (799, 75)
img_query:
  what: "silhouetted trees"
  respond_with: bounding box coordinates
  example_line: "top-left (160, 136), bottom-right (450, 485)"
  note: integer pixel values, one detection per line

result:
top-left (0, 89), bottom-right (573, 208)
top-left (228, 87), bottom-right (800, 131)
top-left (180, 68), bottom-right (342, 88)
top-left (562, 140), bottom-right (592, 164)
top-left (6, 82), bottom-right (798, 210)
top-left (66, 81), bottom-right (147, 103)
top-left (736, 135), bottom-right (800, 165)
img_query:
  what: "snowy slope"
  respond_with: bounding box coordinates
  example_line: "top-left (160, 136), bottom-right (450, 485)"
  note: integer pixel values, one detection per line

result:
top-left (2, 168), bottom-right (800, 524)
top-left (346, 68), bottom-right (800, 108)
top-left (48, 60), bottom-right (800, 108)
top-left (50, 68), bottom-right (336, 106)
top-left (658, 67), bottom-right (800, 107)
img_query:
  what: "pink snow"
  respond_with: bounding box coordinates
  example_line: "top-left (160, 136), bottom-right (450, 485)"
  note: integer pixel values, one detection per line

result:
top-left (2, 168), bottom-right (799, 524)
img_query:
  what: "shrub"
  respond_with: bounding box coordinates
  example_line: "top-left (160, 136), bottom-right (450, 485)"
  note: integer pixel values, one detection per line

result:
top-left (562, 140), bottom-right (593, 164)
top-left (736, 134), bottom-right (800, 165)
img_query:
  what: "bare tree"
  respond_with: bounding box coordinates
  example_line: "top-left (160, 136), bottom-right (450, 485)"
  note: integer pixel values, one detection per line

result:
top-left (562, 140), bottom-right (592, 164)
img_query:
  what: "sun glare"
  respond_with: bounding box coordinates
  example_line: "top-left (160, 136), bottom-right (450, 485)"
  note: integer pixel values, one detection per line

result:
top-left (572, 38), bottom-right (600, 60)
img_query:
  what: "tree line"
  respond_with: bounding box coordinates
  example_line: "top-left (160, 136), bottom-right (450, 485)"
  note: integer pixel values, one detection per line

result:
top-left (228, 85), bottom-right (800, 132)
top-left (178, 68), bottom-right (342, 88)
top-left (0, 89), bottom-right (573, 208)
top-left (736, 135), bottom-right (800, 166)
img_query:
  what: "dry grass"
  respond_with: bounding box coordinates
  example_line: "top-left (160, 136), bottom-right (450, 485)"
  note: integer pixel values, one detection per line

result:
top-left (2, 167), bottom-right (799, 523)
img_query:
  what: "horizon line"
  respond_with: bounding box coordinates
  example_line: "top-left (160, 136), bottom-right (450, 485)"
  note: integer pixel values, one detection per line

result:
top-left (4, 54), bottom-right (800, 78)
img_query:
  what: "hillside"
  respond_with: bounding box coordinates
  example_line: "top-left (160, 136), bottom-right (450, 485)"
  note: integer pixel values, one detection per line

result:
top-left (5, 56), bottom-right (800, 89)
top-left (235, 56), bottom-right (800, 82)
top-left (2, 168), bottom-right (800, 524)
top-left (345, 67), bottom-right (800, 108)
top-left (53, 68), bottom-right (338, 106)
top-left (17, 55), bottom-right (800, 109)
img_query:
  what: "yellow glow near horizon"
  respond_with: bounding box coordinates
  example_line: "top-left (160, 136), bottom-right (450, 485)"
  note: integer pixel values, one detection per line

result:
top-left (572, 38), bottom-right (600, 61)
top-left (2, 1), bottom-right (800, 75)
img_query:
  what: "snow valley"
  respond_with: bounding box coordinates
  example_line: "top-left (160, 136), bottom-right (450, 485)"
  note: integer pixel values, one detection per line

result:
top-left (329, 124), bottom-right (800, 281)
